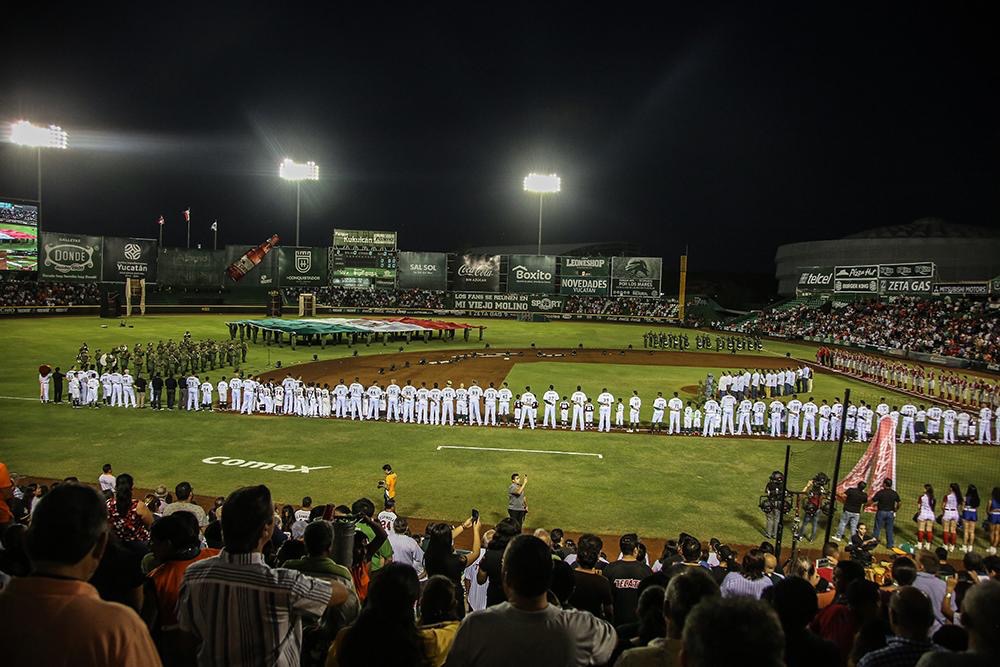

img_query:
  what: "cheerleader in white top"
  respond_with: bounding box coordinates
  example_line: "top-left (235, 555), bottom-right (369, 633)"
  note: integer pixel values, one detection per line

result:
top-left (916, 484), bottom-right (936, 550)
top-left (941, 483), bottom-right (962, 553)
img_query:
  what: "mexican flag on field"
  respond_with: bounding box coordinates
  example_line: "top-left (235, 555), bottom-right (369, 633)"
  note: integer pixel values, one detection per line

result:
top-left (836, 415), bottom-right (896, 504)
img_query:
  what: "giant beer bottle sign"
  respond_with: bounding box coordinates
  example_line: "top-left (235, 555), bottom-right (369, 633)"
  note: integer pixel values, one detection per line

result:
top-left (39, 232), bottom-right (104, 282)
top-left (453, 254), bottom-right (500, 292)
top-left (227, 235), bottom-right (279, 282)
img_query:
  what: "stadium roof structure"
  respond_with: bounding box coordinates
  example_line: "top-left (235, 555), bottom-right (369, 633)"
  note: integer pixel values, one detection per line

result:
top-left (461, 241), bottom-right (641, 257)
top-left (842, 217), bottom-right (1000, 239)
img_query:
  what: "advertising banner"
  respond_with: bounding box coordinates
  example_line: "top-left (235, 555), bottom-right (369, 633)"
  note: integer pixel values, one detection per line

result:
top-left (328, 248), bottom-right (397, 289)
top-left (932, 281), bottom-right (990, 296)
top-left (611, 256), bottom-right (662, 297)
top-left (834, 265), bottom-right (879, 280)
top-left (277, 246), bottom-right (328, 287)
top-left (332, 229), bottom-right (397, 248)
top-left (559, 256), bottom-right (610, 296)
top-left (38, 232), bottom-right (103, 282)
top-left (396, 251), bottom-right (448, 290)
top-left (834, 277), bottom-right (879, 293)
top-left (448, 292), bottom-right (565, 313)
top-left (224, 244), bottom-right (277, 288)
top-left (101, 237), bottom-right (158, 283)
top-left (453, 254), bottom-right (500, 292)
top-left (878, 262), bottom-right (935, 279)
top-left (796, 267), bottom-right (835, 292)
top-left (878, 277), bottom-right (933, 295)
top-left (507, 254), bottom-right (557, 293)
top-left (156, 248), bottom-right (227, 287)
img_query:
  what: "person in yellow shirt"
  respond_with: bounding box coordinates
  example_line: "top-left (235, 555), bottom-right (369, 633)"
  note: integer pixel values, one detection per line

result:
top-left (380, 464), bottom-right (398, 504)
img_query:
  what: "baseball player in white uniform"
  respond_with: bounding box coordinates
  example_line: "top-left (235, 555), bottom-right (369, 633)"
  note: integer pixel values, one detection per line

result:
top-left (386, 380), bottom-right (401, 421)
top-left (366, 382), bottom-right (382, 420)
top-left (979, 406), bottom-right (994, 444)
top-left (900, 403), bottom-right (917, 443)
top-left (667, 392), bottom-right (683, 434)
top-left (200, 377), bottom-right (213, 410)
top-left (542, 385), bottom-right (560, 428)
top-left (597, 388), bottom-right (614, 432)
top-left (830, 399), bottom-right (843, 441)
top-left (122, 370), bottom-right (136, 408)
top-left (483, 382), bottom-right (498, 426)
top-left (349, 378), bottom-right (364, 420)
top-left (441, 381), bottom-right (456, 425)
top-left (185, 373), bottom-right (200, 411)
top-left (468, 381), bottom-right (484, 426)
top-left (752, 399), bottom-right (766, 434)
top-left (651, 392), bottom-right (667, 432)
top-left (818, 400), bottom-right (831, 440)
top-left (570, 386), bottom-right (588, 431)
top-left (800, 398), bottom-right (818, 440)
top-left (785, 396), bottom-right (802, 438)
top-left (769, 399), bottom-right (784, 437)
top-left (498, 383), bottom-right (513, 425)
top-left (400, 380), bottom-right (415, 423)
top-left (628, 391), bottom-right (641, 432)
top-left (719, 394), bottom-right (737, 435)
top-left (702, 398), bottom-right (719, 437)
top-left (429, 383), bottom-right (442, 425)
top-left (736, 398), bottom-right (752, 435)
top-left (416, 383), bottom-right (429, 424)
top-left (519, 387), bottom-right (537, 429)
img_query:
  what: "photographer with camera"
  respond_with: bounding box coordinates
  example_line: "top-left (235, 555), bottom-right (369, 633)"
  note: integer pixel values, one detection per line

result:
top-left (761, 471), bottom-right (785, 540)
top-left (797, 473), bottom-right (829, 543)
top-left (846, 523), bottom-right (878, 567)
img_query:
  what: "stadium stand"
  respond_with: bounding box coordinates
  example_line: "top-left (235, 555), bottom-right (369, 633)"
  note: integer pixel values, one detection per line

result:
top-left (0, 278), bottom-right (100, 307)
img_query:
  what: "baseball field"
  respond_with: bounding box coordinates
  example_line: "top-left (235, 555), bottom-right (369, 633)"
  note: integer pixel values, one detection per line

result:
top-left (2, 314), bottom-right (996, 550)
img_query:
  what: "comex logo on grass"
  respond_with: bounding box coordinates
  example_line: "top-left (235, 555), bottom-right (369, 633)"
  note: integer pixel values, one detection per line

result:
top-left (202, 456), bottom-right (330, 474)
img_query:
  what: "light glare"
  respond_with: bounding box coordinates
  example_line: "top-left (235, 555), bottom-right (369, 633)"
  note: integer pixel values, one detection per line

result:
top-left (9, 120), bottom-right (69, 149)
top-left (279, 158), bottom-right (319, 181)
top-left (523, 172), bottom-right (560, 193)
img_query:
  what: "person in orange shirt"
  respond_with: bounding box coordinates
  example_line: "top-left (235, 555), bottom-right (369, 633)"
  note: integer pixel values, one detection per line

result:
top-left (380, 464), bottom-right (398, 504)
top-left (0, 483), bottom-right (162, 666)
top-left (0, 461), bottom-right (13, 531)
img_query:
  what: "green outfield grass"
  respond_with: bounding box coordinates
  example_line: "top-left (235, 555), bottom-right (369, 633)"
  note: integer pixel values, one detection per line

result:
top-left (1, 314), bottom-right (996, 548)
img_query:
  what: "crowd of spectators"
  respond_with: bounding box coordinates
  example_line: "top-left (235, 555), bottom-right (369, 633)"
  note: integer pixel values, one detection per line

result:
top-left (0, 278), bottom-right (100, 307)
top-left (725, 296), bottom-right (1000, 363)
top-left (282, 287), bottom-right (446, 310)
top-left (3, 460), bottom-right (1000, 667)
top-left (563, 296), bottom-right (679, 318)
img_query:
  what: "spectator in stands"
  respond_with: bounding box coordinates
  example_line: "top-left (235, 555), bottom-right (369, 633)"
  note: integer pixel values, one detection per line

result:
top-left (914, 550), bottom-right (948, 633)
top-left (106, 473), bottom-right (153, 544)
top-left (857, 586), bottom-right (937, 667)
top-left (0, 484), bottom-right (163, 665)
top-left (476, 517), bottom-right (520, 607)
top-left (424, 518), bottom-right (481, 616)
top-left (161, 481), bottom-right (208, 529)
top-left (604, 533), bottom-right (654, 625)
top-left (388, 516), bottom-right (425, 574)
top-left (569, 533), bottom-right (615, 620)
top-left (680, 596), bottom-right (784, 667)
top-left (444, 534), bottom-right (616, 666)
top-left (178, 484), bottom-right (349, 667)
top-left (769, 575), bottom-right (839, 667)
top-left (916, 579), bottom-right (1000, 667)
top-left (720, 548), bottom-right (773, 599)
top-left (616, 567), bottom-right (720, 667)
top-left (419, 575), bottom-right (463, 666)
top-left (327, 563), bottom-right (426, 667)
top-left (809, 559), bottom-right (867, 662)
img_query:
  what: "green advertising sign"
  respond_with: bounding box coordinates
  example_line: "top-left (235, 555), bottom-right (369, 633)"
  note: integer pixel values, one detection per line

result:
top-left (277, 246), bottom-right (329, 287)
top-left (39, 231), bottom-right (103, 282)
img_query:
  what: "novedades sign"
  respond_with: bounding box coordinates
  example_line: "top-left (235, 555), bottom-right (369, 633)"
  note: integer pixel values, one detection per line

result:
top-left (202, 456), bottom-right (330, 474)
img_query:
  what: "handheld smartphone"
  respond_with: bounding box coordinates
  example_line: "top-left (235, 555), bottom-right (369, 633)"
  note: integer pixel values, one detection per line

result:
top-left (471, 508), bottom-right (480, 522)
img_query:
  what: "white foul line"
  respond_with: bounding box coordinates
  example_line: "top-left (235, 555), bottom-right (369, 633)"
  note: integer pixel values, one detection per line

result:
top-left (437, 445), bottom-right (603, 459)
top-left (0, 395), bottom-right (38, 401)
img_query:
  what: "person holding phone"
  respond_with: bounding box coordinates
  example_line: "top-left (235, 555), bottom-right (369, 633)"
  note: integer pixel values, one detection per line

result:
top-left (508, 473), bottom-right (527, 528)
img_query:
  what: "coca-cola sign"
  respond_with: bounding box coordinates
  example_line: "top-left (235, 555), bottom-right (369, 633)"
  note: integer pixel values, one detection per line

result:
top-left (453, 254), bottom-right (500, 292)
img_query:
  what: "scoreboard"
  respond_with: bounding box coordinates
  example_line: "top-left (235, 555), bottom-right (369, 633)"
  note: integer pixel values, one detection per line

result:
top-left (328, 248), bottom-right (397, 289)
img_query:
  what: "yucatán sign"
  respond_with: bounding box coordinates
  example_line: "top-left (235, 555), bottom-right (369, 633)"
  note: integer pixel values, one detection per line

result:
top-left (396, 251), bottom-right (447, 290)
top-left (101, 237), bottom-right (158, 282)
top-left (453, 254), bottom-right (500, 292)
top-left (39, 232), bottom-right (103, 282)
top-left (560, 256), bottom-right (610, 296)
top-left (277, 246), bottom-right (328, 286)
top-left (611, 256), bottom-right (662, 297)
top-left (507, 254), bottom-right (557, 293)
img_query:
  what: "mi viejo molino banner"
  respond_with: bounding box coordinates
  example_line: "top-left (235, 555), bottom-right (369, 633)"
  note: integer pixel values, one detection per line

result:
top-left (101, 237), bottom-right (158, 282)
top-left (39, 232), bottom-right (103, 282)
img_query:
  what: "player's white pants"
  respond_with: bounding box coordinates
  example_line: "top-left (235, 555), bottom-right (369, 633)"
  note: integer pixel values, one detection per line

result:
top-left (831, 419), bottom-right (841, 441)
top-left (519, 408), bottom-right (535, 429)
top-left (571, 406), bottom-right (585, 431)
top-left (187, 391), bottom-right (200, 411)
top-left (801, 417), bottom-right (816, 440)
top-left (469, 401), bottom-right (482, 425)
top-left (770, 416), bottom-right (782, 437)
top-left (598, 407), bottom-right (612, 432)
top-left (737, 413), bottom-right (751, 435)
top-left (40, 382), bottom-right (49, 402)
top-left (721, 411), bottom-right (735, 435)
top-left (442, 402), bottom-right (454, 425)
top-left (349, 397), bottom-right (361, 419)
top-left (334, 397), bottom-right (344, 418)
top-left (499, 403), bottom-right (510, 420)
top-left (403, 401), bottom-right (414, 423)
top-left (112, 385), bottom-right (124, 407)
top-left (615, 412), bottom-right (624, 427)
top-left (943, 424), bottom-right (955, 444)
top-left (387, 398), bottom-right (399, 421)
top-left (122, 388), bottom-right (136, 408)
top-left (367, 399), bottom-right (379, 420)
top-left (787, 416), bottom-right (799, 438)
top-left (900, 419), bottom-right (916, 443)
top-left (818, 420), bottom-right (829, 440)
top-left (629, 409), bottom-right (640, 427)
top-left (430, 403), bottom-right (440, 425)
top-left (230, 389), bottom-right (240, 410)
top-left (979, 422), bottom-right (992, 445)
top-left (484, 403), bottom-right (496, 426)
top-left (416, 402), bottom-right (428, 424)
top-left (543, 405), bottom-right (557, 428)
top-left (668, 412), bottom-right (680, 434)
top-left (651, 410), bottom-right (663, 429)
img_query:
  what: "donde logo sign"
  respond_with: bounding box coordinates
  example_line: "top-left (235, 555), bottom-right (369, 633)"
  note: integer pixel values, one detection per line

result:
top-left (512, 265), bottom-right (553, 281)
top-left (295, 250), bottom-right (312, 273)
top-left (124, 243), bottom-right (142, 260)
top-left (202, 456), bottom-right (330, 474)
top-left (44, 242), bottom-right (96, 273)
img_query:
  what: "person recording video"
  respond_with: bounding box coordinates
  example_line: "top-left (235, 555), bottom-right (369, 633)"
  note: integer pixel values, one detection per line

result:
top-left (847, 523), bottom-right (878, 566)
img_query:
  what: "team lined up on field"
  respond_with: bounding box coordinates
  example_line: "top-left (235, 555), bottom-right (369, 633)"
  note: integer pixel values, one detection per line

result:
top-left (58, 364), bottom-right (1000, 443)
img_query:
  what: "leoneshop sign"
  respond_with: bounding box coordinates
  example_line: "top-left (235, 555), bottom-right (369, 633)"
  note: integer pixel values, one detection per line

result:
top-left (202, 456), bottom-right (330, 474)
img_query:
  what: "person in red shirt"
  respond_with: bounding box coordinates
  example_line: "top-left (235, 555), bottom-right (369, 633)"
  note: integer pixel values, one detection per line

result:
top-left (0, 461), bottom-right (13, 531)
top-left (808, 559), bottom-right (867, 663)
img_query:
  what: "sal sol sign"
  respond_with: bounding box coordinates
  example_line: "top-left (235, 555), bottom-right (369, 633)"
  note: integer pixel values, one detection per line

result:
top-left (202, 456), bottom-right (330, 474)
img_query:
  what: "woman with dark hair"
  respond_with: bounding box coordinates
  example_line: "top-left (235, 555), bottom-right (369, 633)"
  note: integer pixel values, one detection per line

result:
top-left (279, 504), bottom-right (296, 535)
top-left (423, 516), bottom-right (480, 617)
top-left (720, 548), bottom-right (773, 599)
top-left (916, 483), bottom-right (936, 550)
top-left (942, 482), bottom-right (963, 553)
top-left (106, 473), bottom-right (153, 544)
top-left (652, 539), bottom-right (680, 572)
top-left (419, 575), bottom-right (462, 667)
top-left (475, 517), bottom-right (520, 607)
top-left (961, 484), bottom-right (981, 553)
top-left (568, 533), bottom-right (614, 620)
top-left (327, 563), bottom-right (429, 667)
top-left (989, 486), bottom-right (1000, 555)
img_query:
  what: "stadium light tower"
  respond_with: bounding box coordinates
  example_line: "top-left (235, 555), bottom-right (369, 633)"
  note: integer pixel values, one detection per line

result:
top-left (7, 120), bottom-right (69, 229)
top-left (279, 158), bottom-right (319, 246)
top-left (523, 173), bottom-right (560, 255)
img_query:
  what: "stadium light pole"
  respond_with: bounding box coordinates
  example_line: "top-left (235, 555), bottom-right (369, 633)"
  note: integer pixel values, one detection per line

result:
top-left (279, 158), bottom-right (319, 246)
top-left (523, 173), bottom-right (560, 255)
top-left (8, 120), bottom-right (69, 231)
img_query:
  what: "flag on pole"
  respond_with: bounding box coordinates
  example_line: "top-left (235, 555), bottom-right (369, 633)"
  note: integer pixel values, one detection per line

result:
top-left (211, 220), bottom-right (218, 231)
top-left (183, 208), bottom-right (191, 222)
top-left (157, 215), bottom-right (165, 226)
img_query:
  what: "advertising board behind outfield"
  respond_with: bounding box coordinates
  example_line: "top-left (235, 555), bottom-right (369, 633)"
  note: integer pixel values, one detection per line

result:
top-left (507, 254), bottom-right (556, 293)
top-left (559, 256), bottom-right (610, 296)
top-left (611, 256), bottom-right (662, 297)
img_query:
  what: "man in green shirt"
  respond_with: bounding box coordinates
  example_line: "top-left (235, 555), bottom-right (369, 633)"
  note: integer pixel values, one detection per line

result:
top-left (351, 498), bottom-right (393, 572)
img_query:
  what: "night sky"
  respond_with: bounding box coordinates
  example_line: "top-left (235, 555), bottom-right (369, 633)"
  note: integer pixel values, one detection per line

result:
top-left (2, 3), bottom-right (998, 271)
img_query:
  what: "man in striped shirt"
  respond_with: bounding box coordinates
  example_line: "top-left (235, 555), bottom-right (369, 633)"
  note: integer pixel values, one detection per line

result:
top-left (178, 485), bottom-right (350, 667)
